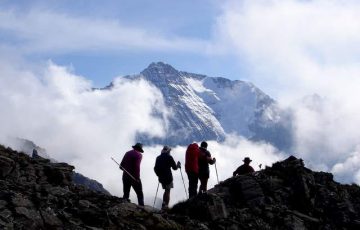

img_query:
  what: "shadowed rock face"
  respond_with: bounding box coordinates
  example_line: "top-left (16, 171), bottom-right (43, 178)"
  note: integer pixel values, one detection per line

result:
top-left (1, 144), bottom-right (360, 230)
top-left (172, 156), bottom-right (360, 229)
top-left (0, 145), bottom-right (181, 229)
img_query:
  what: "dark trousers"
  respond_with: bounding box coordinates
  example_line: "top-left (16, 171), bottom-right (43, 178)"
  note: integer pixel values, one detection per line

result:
top-left (199, 176), bottom-right (209, 193)
top-left (187, 171), bottom-right (198, 198)
top-left (123, 174), bottom-right (144, 206)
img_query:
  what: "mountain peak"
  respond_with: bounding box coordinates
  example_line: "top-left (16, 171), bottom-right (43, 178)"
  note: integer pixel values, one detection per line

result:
top-left (141, 62), bottom-right (179, 76)
top-left (140, 62), bottom-right (184, 85)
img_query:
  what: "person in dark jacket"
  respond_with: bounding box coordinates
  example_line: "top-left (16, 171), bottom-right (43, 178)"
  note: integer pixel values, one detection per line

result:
top-left (233, 157), bottom-right (255, 176)
top-left (120, 143), bottom-right (144, 206)
top-left (198, 141), bottom-right (216, 194)
top-left (154, 146), bottom-right (181, 209)
top-left (32, 149), bottom-right (39, 158)
top-left (185, 143), bottom-right (200, 198)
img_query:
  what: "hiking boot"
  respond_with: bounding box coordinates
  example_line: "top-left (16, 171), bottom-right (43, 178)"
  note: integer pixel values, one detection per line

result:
top-left (122, 198), bottom-right (131, 203)
top-left (161, 203), bottom-right (169, 211)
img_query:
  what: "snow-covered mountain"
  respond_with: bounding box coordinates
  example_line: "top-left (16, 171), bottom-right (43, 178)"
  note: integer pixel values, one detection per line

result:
top-left (117, 62), bottom-right (293, 151)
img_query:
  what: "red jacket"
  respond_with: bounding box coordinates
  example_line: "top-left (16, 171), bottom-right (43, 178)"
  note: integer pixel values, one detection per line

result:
top-left (185, 143), bottom-right (200, 174)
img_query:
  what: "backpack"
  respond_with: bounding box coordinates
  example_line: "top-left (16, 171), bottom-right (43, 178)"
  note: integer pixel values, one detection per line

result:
top-left (185, 143), bottom-right (200, 173)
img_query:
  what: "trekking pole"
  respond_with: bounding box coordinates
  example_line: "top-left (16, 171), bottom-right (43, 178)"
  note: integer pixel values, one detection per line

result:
top-left (111, 157), bottom-right (138, 182)
top-left (153, 182), bottom-right (160, 208)
top-left (214, 162), bottom-right (219, 184)
top-left (179, 168), bottom-right (188, 199)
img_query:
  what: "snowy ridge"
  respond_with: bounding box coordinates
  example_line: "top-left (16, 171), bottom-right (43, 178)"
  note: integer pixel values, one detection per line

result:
top-left (121, 62), bottom-right (292, 150)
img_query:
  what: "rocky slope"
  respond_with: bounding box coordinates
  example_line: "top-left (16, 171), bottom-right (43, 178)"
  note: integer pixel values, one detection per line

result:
top-left (1, 145), bottom-right (359, 229)
top-left (3, 138), bottom-right (110, 195)
top-left (172, 156), bottom-right (360, 229)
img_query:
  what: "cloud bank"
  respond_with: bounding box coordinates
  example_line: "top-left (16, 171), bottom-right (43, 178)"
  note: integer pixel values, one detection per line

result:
top-left (214, 0), bottom-right (360, 183)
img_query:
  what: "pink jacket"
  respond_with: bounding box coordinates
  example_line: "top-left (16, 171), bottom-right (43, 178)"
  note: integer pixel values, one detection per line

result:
top-left (120, 149), bottom-right (143, 179)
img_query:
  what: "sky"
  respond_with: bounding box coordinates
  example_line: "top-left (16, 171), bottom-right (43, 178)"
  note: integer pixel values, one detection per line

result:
top-left (1, 0), bottom-right (360, 206)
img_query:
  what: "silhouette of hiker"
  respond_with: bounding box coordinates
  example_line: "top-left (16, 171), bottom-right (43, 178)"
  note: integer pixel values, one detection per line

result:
top-left (185, 143), bottom-right (200, 198)
top-left (198, 141), bottom-right (216, 194)
top-left (154, 146), bottom-right (181, 210)
top-left (233, 157), bottom-right (255, 176)
top-left (32, 149), bottom-right (39, 158)
top-left (120, 143), bottom-right (144, 206)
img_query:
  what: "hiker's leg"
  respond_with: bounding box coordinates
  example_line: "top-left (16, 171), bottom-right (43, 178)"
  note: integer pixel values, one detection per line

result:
top-left (199, 176), bottom-right (207, 193)
top-left (203, 177), bottom-right (208, 191)
top-left (163, 188), bottom-right (170, 206)
top-left (187, 172), bottom-right (198, 198)
top-left (133, 179), bottom-right (144, 206)
top-left (122, 174), bottom-right (131, 199)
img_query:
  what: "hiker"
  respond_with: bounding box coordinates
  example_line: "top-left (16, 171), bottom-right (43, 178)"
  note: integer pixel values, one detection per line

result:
top-left (154, 146), bottom-right (181, 209)
top-left (32, 149), bottom-right (39, 158)
top-left (120, 143), bottom-right (144, 206)
top-left (198, 141), bottom-right (216, 194)
top-left (185, 143), bottom-right (200, 198)
top-left (233, 157), bottom-right (255, 176)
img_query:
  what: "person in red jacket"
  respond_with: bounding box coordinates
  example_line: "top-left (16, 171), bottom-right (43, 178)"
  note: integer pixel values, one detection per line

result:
top-left (233, 157), bottom-right (255, 176)
top-left (120, 143), bottom-right (144, 206)
top-left (185, 143), bottom-right (200, 198)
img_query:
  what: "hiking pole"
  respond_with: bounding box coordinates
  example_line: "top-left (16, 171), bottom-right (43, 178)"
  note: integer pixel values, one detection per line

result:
top-left (153, 182), bottom-right (160, 208)
top-left (111, 157), bottom-right (138, 182)
top-left (179, 168), bottom-right (188, 199)
top-left (214, 162), bottom-right (219, 184)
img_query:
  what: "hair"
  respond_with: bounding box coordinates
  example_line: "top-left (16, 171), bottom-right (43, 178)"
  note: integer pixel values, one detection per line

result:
top-left (200, 141), bottom-right (208, 148)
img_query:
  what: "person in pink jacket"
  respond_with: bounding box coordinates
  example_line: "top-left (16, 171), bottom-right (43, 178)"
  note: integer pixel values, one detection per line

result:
top-left (120, 143), bottom-right (144, 206)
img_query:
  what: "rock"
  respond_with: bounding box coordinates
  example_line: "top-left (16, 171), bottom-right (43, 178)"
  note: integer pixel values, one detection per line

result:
top-left (0, 156), bottom-right (15, 178)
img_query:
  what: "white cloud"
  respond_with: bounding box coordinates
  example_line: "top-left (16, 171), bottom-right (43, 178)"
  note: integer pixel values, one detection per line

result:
top-left (213, 0), bottom-right (360, 184)
top-left (213, 0), bottom-right (360, 100)
top-left (0, 58), bottom-right (168, 194)
top-left (331, 145), bottom-right (360, 184)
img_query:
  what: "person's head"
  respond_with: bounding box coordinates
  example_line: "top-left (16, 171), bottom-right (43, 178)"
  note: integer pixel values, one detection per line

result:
top-left (132, 143), bottom-right (144, 153)
top-left (161, 145), bottom-right (171, 154)
top-left (243, 157), bottom-right (252, 165)
top-left (200, 141), bottom-right (208, 149)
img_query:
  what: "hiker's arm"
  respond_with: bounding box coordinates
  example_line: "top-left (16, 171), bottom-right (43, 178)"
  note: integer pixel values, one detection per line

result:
top-left (154, 159), bottom-right (159, 176)
top-left (170, 157), bottom-right (178, 170)
top-left (134, 154), bottom-right (142, 179)
top-left (233, 167), bottom-right (240, 176)
top-left (208, 152), bottom-right (216, 165)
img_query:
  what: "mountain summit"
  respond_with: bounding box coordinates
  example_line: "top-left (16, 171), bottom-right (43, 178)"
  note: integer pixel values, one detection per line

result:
top-left (120, 62), bottom-right (292, 150)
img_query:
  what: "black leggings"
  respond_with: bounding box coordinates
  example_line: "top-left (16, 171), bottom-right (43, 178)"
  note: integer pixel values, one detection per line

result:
top-left (187, 172), bottom-right (198, 198)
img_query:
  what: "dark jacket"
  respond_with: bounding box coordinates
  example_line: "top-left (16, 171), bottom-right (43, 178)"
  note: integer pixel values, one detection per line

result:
top-left (233, 164), bottom-right (254, 176)
top-left (120, 149), bottom-right (142, 179)
top-left (154, 152), bottom-right (178, 185)
top-left (198, 147), bottom-right (215, 178)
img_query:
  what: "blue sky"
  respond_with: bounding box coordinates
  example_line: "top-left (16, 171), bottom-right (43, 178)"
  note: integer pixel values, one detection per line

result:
top-left (1, 0), bottom-right (246, 87)
top-left (1, 0), bottom-right (360, 99)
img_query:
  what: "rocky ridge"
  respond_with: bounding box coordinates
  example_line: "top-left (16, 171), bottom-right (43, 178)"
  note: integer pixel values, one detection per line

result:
top-left (1, 145), bottom-right (360, 229)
